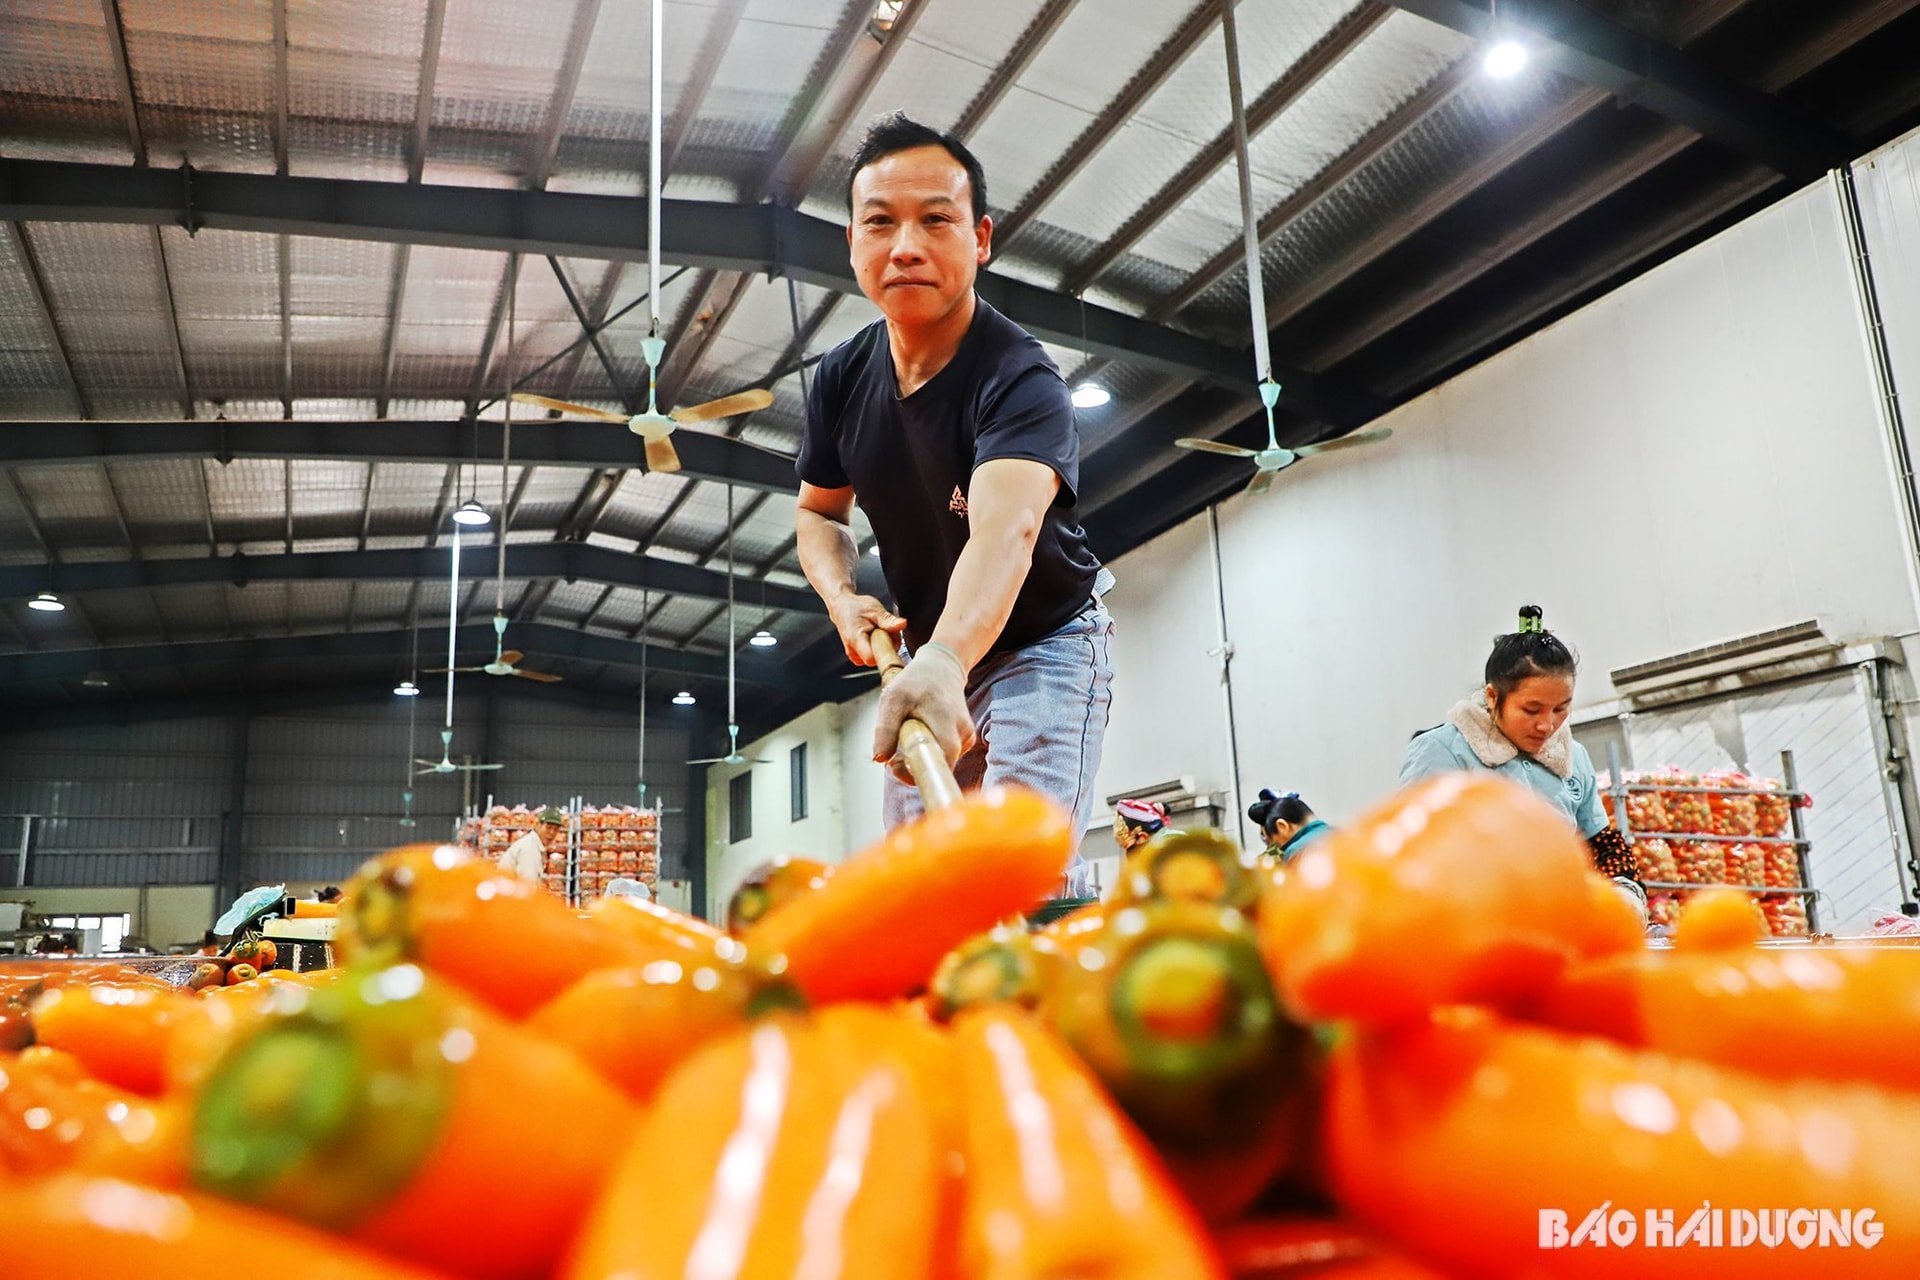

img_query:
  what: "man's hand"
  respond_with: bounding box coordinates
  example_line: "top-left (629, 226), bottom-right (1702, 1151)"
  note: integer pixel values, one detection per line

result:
top-left (872, 642), bottom-right (973, 781)
top-left (828, 594), bottom-right (907, 667)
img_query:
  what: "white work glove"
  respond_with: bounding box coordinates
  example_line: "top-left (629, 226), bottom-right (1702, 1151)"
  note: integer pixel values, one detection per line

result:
top-left (872, 641), bottom-right (975, 784)
top-left (1612, 876), bottom-right (1650, 927)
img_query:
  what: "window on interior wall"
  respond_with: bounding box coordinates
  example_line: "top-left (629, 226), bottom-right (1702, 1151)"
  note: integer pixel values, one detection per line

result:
top-left (790, 742), bottom-right (809, 823)
top-left (729, 771), bottom-right (753, 843)
top-left (43, 913), bottom-right (132, 952)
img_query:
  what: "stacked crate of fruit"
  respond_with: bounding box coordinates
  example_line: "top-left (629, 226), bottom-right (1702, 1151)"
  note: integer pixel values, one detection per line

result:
top-left (1598, 767), bottom-right (1812, 937)
top-left (574, 806), bottom-right (661, 904)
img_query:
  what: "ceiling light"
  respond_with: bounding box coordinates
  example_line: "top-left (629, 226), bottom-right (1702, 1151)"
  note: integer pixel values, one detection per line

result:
top-left (1071, 383), bottom-right (1111, 409)
top-left (80, 674), bottom-right (110, 689)
top-left (451, 499), bottom-right (491, 527)
top-left (867, 544), bottom-right (881, 557)
top-left (1483, 39), bottom-right (1527, 78)
top-left (672, 690), bottom-right (696, 706)
top-left (749, 629), bottom-right (778, 648)
top-left (27, 592), bottom-right (64, 613)
top-left (869, 0), bottom-right (906, 36)
top-left (394, 679), bottom-right (420, 697)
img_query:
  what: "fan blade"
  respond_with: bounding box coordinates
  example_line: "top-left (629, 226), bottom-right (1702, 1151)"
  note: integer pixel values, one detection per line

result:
top-left (1296, 427), bottom-right (1393, 457)
top-left (1175, 437), bottom-right (1259, 458)
top-left (1247, 469), bottom-right (1277, 497)
top-left (686, 756), bottom-right (729, 765)
top-left (510, 393), bottom-right (630, 425)
top-left (424, 666), bottom-right (486, 674)
top-left (512, 668), bottom-right (564, 683)
top-left (498, 651), bottom-right (524, 666)
top-left (645, 435), bottom-right (682, 474)
top-left (672, 388), bottom-right (775, 424)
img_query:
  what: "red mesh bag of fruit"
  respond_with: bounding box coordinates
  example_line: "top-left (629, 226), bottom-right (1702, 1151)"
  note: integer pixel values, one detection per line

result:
top-left (1672, 840), bottom-right (1726, 886)
top-left (1760, 842), bottom-right (1802, 889)
top-left (1633, 837), bottom-right (1679, 882)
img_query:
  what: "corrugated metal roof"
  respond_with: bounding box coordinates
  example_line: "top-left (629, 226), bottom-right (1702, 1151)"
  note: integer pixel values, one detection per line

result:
top-left (4, 0), bottom-right (1914, 714)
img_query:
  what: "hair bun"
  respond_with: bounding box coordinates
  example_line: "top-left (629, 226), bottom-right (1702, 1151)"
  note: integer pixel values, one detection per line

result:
top-left (1518, 604), bottom-right (1543, 622)
top-left (1257, 788), bottom-right (1278, 802)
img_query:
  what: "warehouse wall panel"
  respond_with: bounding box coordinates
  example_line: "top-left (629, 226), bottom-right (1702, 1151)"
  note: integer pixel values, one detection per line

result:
top-left (0, 690), bottom-right (701, 903)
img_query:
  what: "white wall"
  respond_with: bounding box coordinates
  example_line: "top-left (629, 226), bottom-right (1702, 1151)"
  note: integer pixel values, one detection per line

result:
top-left (1080, 170), bottom-right (1919, 845)
top-left (703, 702), bottom-right (848, 920)
top-left (837, 688), bottom-right (886, 853)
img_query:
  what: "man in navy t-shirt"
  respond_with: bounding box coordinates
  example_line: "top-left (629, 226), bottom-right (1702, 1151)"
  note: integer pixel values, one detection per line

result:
top-left (796, 113), bottom-right (1114, 888)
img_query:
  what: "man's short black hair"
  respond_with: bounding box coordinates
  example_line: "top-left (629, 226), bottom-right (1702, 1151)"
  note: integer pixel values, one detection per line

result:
top-left (846, 111), bottom-right (988, 224)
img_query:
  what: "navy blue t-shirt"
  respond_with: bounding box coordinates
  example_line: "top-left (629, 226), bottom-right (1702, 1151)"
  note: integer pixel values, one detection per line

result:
top-left (796, 297), bottom-right (1101, 655)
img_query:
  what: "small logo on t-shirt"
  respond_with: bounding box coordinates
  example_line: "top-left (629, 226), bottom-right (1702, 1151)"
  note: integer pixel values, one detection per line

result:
top-left (948, 485), bottom-right (968, 517)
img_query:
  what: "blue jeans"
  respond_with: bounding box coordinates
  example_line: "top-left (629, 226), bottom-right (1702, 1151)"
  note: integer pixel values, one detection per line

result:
top-left (884, 572), bottom-right (1116, 899)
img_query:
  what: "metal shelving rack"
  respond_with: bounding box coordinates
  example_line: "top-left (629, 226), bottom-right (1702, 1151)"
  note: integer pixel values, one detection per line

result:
top-left (1605, 744), bottom-right (1819, 932)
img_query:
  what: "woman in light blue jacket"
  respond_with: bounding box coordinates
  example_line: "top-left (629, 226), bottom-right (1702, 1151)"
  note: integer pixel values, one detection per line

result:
top-left (1401, 605), bottom-right (1644, 914)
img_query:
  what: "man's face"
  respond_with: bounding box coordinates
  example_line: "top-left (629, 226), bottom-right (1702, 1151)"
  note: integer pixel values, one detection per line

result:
top-left (847, 145), bottom-right (991, 329)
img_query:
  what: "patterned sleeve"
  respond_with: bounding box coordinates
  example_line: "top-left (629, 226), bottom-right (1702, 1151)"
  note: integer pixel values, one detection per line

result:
top-left (1587, 825), bottom-right (1640, 884)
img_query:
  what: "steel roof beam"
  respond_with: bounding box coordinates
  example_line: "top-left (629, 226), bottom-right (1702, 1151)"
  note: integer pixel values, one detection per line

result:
top-left (665, 0), bottom-right (752, 176)
top-left (97, 0), bottom-right (146, 166)
top-left (992, 0), bottom-right (1220, 252)
top-left (0, 622), bottom-right (801, 690)
top-left (950, 0), bottom-right (1081, 141)
top-left (1382, 0), bottom-right (1854, 178)
top-left (1062, 3), bottom-right (1390, 296)
top-left (772, 0), bottom-right (930, 204)
top-left (0, 419), bottom-right (798, 494)
top-left (0, 543), bottom-right (827, 615)
top-left (5, 223), bottom-right (90, 418)
top-left (0, 160), bottom-right (1302, 405)
top-left (376, 0), bottom-right (451, 417)
top-left (756, 0), bottom-right (877, 202)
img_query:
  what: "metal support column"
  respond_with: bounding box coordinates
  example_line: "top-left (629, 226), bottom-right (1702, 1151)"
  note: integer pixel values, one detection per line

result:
top-left (1206, 506), bottom-right (1247, 849)
top-left (217, 713), bottom-right (250, 911)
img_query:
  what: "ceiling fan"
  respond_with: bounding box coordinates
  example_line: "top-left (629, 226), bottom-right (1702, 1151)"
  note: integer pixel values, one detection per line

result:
top-left (510, 0), bottom-right (773, 474)
top-left (688, 484), bottom-right (771, 768)
top-left (1175, 380), bottom-right (1391, 496)
top-left (429, 274), bottom-right (564, 686)
top-left (428, 621), bottom-right (563, 683)
top-left (415, 520), bottom-right (507, 777)
top-left (1171, 4), bottom-right (1390, 500)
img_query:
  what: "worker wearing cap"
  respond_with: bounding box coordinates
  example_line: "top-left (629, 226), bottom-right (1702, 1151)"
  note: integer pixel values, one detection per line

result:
top-left (1113, 798), bottom-right (1169, 855)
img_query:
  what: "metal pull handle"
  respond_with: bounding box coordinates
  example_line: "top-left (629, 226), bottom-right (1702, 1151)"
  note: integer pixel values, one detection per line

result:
top-left (872, 628), bottom-right (963, 812)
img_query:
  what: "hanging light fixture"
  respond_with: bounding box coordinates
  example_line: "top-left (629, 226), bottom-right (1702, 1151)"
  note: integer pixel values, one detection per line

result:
top-left (452, 498), bottom-right (491, 526)
top-left (749, 629), bottom-right (777, 648)
top-left (1483, 0), bottom-right (1527, 78)
top-left (1484, 39), bottom-right (1526, 77)
top-left (1071, 383), bottom-right (1111, 409)
top-left (672, 690), bottom-right (696, 706)
top-left (869, 0), bottom-right (906, 37)
top-left (394, 679), bottom-right (420, 697)
top-left (867, 543), bottom-right (881, 557)
top-left (27, 592), bottom-right (64, 613)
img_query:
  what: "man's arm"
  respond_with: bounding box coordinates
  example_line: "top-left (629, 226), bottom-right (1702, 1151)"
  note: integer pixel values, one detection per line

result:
top-left (927, 458), bottom-right (1060, 670)
top-left (868, 457), bottom-right (1059, 773)
top-left (796, 481), bottom-right (903, 667)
